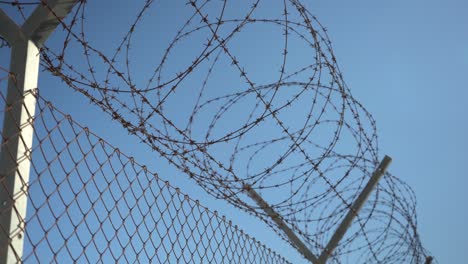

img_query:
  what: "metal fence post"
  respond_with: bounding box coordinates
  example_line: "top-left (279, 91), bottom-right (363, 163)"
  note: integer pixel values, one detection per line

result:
top-left (0, 36), bottom-right (40, 264)
top-left (0, 2), bottom-right (77, 263)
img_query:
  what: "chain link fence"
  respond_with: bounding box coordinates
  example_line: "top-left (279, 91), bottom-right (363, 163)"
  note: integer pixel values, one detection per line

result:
top-left (0, 84), bottom-right (291, 263)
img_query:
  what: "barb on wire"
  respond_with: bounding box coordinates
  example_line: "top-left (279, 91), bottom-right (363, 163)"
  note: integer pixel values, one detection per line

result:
top-left (1, 0), bottom-right (434, 263)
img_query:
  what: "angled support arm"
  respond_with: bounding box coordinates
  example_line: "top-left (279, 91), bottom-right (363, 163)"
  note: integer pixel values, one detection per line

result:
top-left (318, 156), bottom-right (392, 264)
top-left (245, 155), bottom-right (391, 264)
top-left (0, 9), bottom-right (25, 45)
top-left (22, 0), bottom-right (78, 47)
top-left (243, 184), bottom-right (320, 263)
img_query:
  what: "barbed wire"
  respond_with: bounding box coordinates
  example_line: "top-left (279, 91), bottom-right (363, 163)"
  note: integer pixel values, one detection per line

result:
top-left (1, 0), bottom-right (433, 262)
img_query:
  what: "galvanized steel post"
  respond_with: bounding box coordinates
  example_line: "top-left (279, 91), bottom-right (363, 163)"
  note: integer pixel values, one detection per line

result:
top-left (0, 1), bottom-right (77, 262)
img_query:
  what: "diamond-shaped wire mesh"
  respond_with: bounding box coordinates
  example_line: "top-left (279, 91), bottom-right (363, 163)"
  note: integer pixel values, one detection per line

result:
top-left (0, 85), bottom-right (291, 263)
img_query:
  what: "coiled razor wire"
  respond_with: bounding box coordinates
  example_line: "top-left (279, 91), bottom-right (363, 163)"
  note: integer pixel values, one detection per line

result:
top-left (2, 0), bottom-right (433, 263)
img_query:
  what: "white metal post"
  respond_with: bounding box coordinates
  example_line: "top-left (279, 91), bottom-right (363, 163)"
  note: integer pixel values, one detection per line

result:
top-left (0, 37), bottom-right (40, 264)
top-left (0, 1), bottom-right (77, 263)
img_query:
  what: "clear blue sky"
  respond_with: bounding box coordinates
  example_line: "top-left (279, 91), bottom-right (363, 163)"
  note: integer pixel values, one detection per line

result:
top-left (2, 0), bottom-right (467, 263)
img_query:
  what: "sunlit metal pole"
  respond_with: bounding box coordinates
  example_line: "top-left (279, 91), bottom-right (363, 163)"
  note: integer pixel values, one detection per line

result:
top-left (0, 1), bottom-right (77, 263)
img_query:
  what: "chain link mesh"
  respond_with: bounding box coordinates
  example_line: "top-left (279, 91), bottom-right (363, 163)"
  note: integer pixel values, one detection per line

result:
top-left (0, 80), bottom-right (291, 263)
